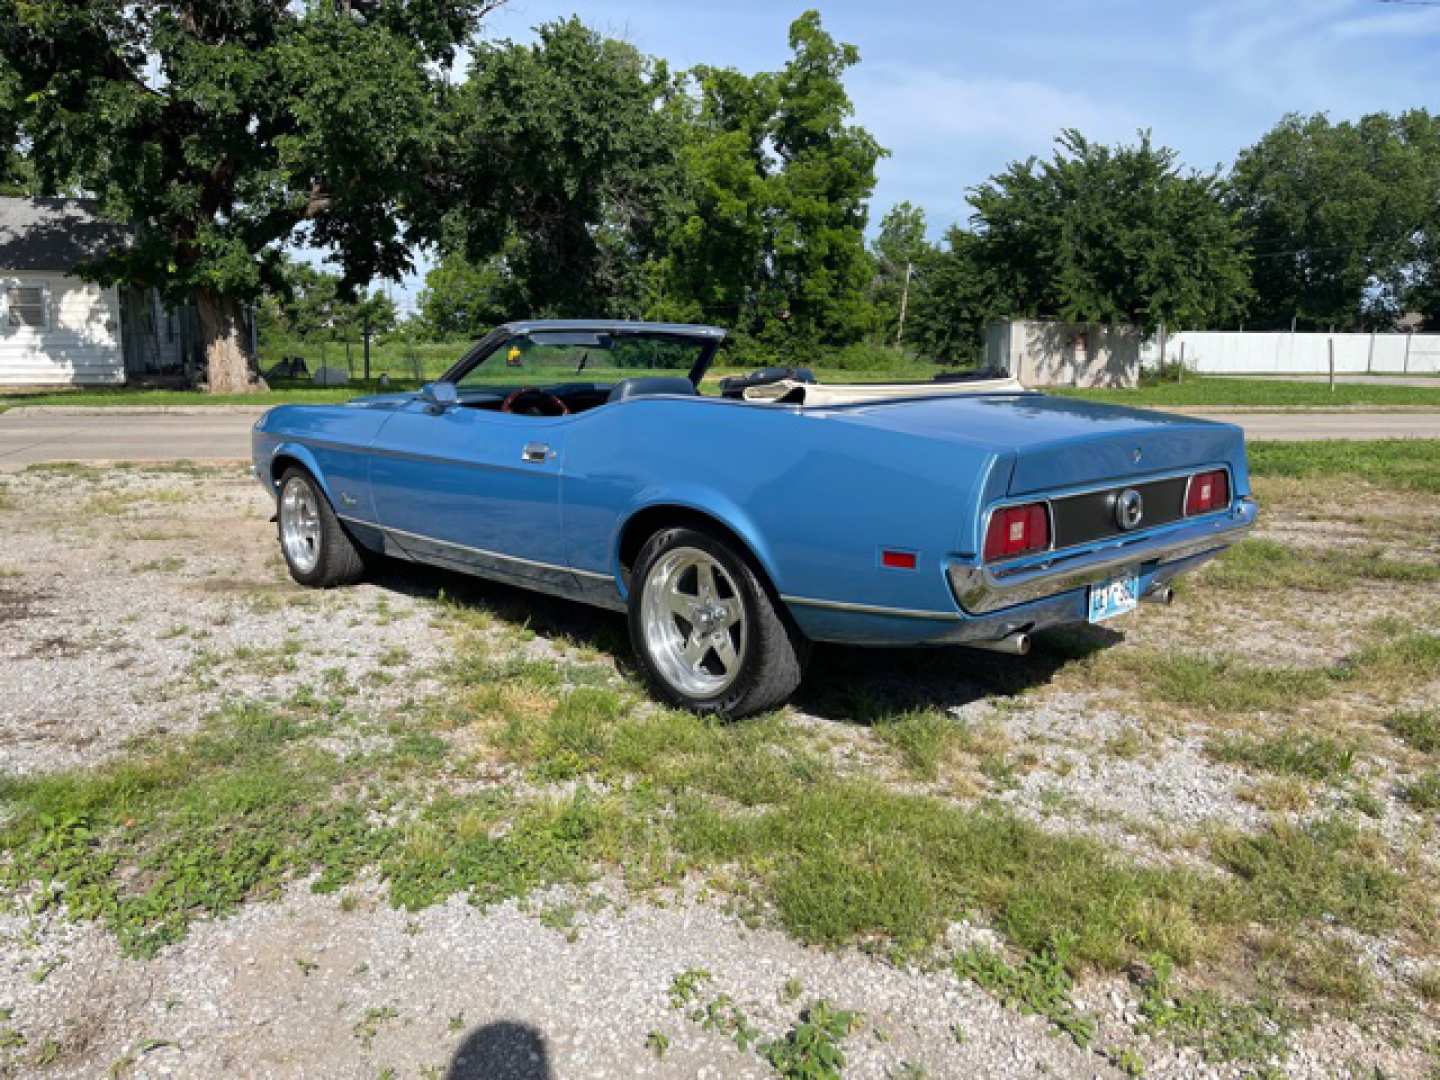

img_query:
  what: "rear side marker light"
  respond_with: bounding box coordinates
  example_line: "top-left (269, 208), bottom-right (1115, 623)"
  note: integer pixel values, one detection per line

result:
top-left (881, 549), bottom-right (917, 570)
top-left (984, 503), bottom-right (1050, 561)
top-left (1185, 469), bottom-right (1230, 516)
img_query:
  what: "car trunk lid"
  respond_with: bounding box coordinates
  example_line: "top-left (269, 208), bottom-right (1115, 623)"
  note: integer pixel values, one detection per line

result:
top-left (820, 393), bottom-right (1245, 495)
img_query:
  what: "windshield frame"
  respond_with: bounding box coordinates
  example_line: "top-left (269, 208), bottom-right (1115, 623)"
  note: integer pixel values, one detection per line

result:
top-left (438, 320), bottom-right (727, 390)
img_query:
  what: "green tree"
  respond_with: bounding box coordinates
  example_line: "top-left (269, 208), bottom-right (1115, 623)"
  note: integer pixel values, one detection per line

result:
top-left (1230, 110), bottom-right (1440, 330)
top-left (0, 63), bottom-right (32, 196)
top-left (764, 11), bottom-right (884, 350)
top-left (870, 201), bottom-right (931, 344)
top-left (906, 227), bottom-right (998, 365)
top-left (445, 18), bottom-right (689, 318)
top-left (260, 257), bottom-right (396, 345)
top-left (0, 1), bottom-right (498, 391)
top-left (970, 130), bottom-right (1251, 335)
top-left (669, 12), bottom-right (884, 356)
top-left (417, 249), bottom-right (520, 340)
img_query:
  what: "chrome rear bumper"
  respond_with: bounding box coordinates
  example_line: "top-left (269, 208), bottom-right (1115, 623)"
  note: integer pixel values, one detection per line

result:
top-left (947, 497), bottom-right (1258, 614)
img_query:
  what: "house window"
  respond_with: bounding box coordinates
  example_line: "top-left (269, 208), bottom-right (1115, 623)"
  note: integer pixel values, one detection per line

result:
top-left (5, 284), bottom-right (48, 329)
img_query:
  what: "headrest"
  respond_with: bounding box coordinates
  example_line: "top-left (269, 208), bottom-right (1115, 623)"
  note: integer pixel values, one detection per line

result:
top-left (606, 376), bottom-right (698, 403)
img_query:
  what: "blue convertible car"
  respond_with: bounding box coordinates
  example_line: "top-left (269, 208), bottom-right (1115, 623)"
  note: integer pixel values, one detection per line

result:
top-left (252, 320), bottom-right (1257, 717)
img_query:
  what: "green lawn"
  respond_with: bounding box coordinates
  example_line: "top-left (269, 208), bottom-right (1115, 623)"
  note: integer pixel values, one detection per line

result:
top-left (6, 365), bottom-right (1440, 411)
top-left (1058, 376), bottom-right (1440, 408)
top-left (1247, 438), bottom-right (1440, 492)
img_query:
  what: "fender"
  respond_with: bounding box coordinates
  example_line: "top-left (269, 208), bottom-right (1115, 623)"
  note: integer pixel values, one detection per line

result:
top-left (610, 485), bottom-right (783, 603)
top-left (265, 439), bottom-right (334, 502)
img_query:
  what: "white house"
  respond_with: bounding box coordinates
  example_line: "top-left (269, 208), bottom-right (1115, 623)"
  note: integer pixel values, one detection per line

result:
top-left (0, 197), bottom-right (194, 386)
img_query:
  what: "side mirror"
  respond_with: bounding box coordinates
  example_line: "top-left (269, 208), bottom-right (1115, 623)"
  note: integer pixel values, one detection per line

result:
top-left (419, 381), bottom-right (459, 412)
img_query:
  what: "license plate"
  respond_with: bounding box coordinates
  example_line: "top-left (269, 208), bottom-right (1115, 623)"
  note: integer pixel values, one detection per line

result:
top-left (1088, 570), bottom-right (1140, 623)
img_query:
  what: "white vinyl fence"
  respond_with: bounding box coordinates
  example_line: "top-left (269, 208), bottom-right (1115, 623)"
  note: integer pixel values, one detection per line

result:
top-left (1140, 331), bottom-right (1440, 376)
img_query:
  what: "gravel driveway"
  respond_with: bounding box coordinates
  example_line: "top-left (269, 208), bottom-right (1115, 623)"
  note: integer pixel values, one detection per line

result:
top-left (0, 461), bottom-right (1436, 1079)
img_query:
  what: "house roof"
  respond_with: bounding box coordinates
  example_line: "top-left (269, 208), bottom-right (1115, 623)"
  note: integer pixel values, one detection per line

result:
top-left (0, 197), bottom-right (132, 273)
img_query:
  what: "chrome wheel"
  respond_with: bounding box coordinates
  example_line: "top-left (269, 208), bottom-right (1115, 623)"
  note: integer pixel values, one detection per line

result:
top-left (279, 476), bottom-right (322, 575)
top-left (640, 546), bottom-right (747, 697)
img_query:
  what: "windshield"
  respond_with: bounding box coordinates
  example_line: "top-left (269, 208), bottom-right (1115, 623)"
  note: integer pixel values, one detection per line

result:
top-left (455, 331), bottom-right (709, 390)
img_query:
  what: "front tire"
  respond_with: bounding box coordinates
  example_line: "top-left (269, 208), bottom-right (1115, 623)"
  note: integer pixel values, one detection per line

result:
top-left (628, 526), bottom-right (807, 718)
top-left (276, 467), bottom-right (367, 588)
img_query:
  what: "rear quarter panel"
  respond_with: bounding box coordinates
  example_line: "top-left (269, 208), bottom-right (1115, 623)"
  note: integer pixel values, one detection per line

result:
top-left (562, 397), bottom-right (1008, 615)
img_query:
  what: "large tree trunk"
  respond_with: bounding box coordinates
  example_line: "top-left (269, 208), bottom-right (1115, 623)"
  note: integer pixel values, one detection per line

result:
top-left (195, 288), bottom-right (267, 394)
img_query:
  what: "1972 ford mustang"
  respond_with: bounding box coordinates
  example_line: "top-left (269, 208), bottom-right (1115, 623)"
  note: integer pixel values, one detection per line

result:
top-left (252, 320), bottom-right (1257, 717)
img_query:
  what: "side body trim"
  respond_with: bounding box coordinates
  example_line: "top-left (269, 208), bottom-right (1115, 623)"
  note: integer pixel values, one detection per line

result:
top-left (336, 516), bottom-right (621, 609)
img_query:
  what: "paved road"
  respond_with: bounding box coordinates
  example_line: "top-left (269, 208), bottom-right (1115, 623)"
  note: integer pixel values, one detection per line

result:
top-left (3, 405), bottom-right (1440, 469)
top-left (0, 409), bottom-right (262, 470)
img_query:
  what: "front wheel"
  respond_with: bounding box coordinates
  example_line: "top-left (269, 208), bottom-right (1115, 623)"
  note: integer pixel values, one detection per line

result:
top-left (628, 526), bottom-right (807, 718)
top-left (276, 467), bottom-right (367, 588)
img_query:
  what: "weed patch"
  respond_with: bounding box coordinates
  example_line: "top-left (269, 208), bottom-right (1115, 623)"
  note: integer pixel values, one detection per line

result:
top-left (762, 1000), bottom-right (860, 1080)
top-left (1207, 732), bottom-right (1357, 781)
top-left (1210, 818), bottom-right (1402, 934)
top-left (1138, 956), bottom-right (1291, 1066)
top-left (955, 940), bottom-right (1095, 1047)
top-left (1094, 650), bottom-right (1336, 713)
top-left (675, 780), bottom-right (1229, 967)
top-left (1399, 770), bottom-right (1440, 811)
top-left (870, 709), bottom-right (966, 779)
top-left (1384, 710), bottom-right (1440, 753)
top-left (1206, 537), bottom-right (1440, 592)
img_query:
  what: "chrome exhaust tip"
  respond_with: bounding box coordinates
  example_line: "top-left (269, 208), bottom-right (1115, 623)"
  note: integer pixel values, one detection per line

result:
top-left (967, 631), bottom-right (1031, 656)
top-left (1142, 584), bottom-right (1174, 606)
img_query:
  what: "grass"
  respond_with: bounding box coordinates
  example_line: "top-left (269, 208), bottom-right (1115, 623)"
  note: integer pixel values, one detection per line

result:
top-left (2, 619), bottom-right (1427, 989)
top-left (1058, 376), bottom-right (1440, 409)
top-left (869, 708), bottom-right (969, 780)
top-left (1210, 817), bottom-right (1403, 934)
top-left (9, 346), bottom-right (1440, 411)
top-left (1399, 771), bottom-right (1440, 811)
top-left (6, 459), bottom-right (1440, 1069)
top-left (1089, 650), bottom-right (1339, 714)
top-left (1207, 732), bottom-right (1359, 782)
top-left (1384, 710), bottom-right (1440, 753)
top-left (1081, 621), bottom-right (1440, 717)
top-left (1206, 537), bottom-right (1440, 592)
top-left (1248, 439), bottom-right (1440, 493)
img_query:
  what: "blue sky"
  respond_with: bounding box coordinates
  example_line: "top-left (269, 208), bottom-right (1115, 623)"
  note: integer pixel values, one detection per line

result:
top-left (380, 0), bottom-right (1440, 313)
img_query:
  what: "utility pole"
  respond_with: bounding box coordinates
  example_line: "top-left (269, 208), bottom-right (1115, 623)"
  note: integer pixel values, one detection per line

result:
top-left (363, 310), bottom-right (372, 384)
top-left (894, 261), bottom-right (914, 347)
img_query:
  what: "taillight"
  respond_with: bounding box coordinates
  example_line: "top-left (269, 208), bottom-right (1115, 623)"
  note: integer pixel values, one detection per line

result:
top-left (1185, 469), bottom-right (1230, 516)
top-left (984, 503), bottom-right (1050, 561)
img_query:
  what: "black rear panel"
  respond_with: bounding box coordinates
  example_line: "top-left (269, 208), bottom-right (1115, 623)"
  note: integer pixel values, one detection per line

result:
top-left (1049, 476), bottom-right (1189, 549)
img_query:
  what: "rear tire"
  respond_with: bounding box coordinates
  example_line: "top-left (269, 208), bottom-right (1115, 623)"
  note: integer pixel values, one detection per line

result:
top-left (276, 467), bottom-right (367, 588)
top-left (628, 525), bottom-right (807, 718)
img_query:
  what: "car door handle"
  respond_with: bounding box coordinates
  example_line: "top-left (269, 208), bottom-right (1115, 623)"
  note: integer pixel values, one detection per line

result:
top-left (521, 443), bottom-right (552, 463)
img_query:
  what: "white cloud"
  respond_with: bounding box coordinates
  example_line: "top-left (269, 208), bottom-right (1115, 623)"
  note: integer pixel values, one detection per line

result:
top-left (850, 65), bottom-right (1145, 158)
top-left (1329, 5), bottom-right (1440, 40)
top-left (1184, 0), bottom-right (1440, 113)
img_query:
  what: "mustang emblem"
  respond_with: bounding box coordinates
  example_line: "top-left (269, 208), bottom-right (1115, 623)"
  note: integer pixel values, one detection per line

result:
top-left (1115, 488), bottom-right (1144, 531)
top-left (1132, 447), bottom-right (1143, 464)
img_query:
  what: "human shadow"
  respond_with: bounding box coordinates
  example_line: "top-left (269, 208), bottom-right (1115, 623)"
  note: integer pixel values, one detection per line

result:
top-left (446, 1021), bottom-right (552, 1080)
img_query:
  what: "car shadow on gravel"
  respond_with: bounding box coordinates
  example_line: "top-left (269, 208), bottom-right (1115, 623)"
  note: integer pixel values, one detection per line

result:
top-left (364, 557), bottom-right (1124, 723)
top-left (367, 559), bottom-right (634, 660)
top-left (447, 1021), bottom-right (552, 1080)
top-left (793, 624), bottom-right (1123, 724)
